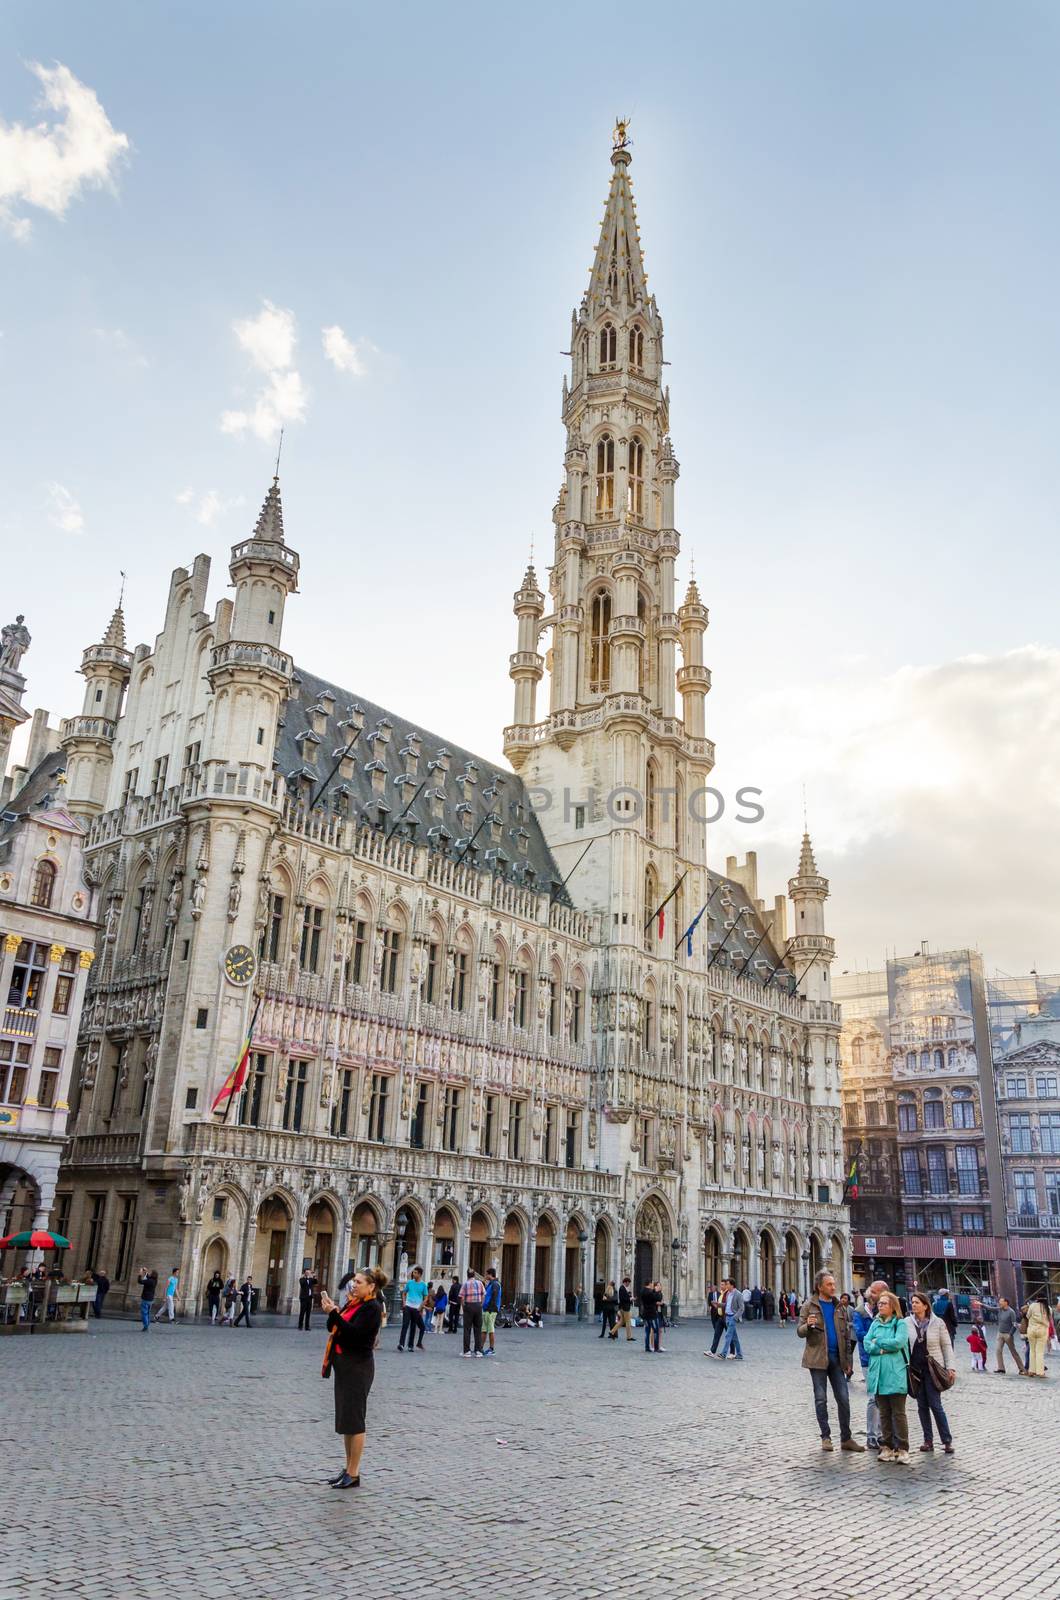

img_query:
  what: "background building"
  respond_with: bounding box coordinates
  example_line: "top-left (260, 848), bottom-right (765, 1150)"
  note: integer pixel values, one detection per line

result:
top-left (33, 134), bottom-right (849, 1317)
top-left (0, 618), bottom-right (96, 1258)
top-left (994, 1008), bottom-right (1060, 1301)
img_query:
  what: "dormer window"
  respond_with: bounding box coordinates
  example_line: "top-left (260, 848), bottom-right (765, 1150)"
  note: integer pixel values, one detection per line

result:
top-left (599, 322), bottom-right (617, 368)
top-left (629, 324), bottom-right (645, 372)
top-left (595, 434), bottom-right (614, 519)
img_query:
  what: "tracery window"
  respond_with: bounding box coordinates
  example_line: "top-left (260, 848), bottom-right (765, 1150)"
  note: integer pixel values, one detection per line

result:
top-left (595, 433), bottom-right (615, 518)
top-left (599, 321), bottom-right (617, 368)
top-left (588, 591), bottom-right (611, 693)
top-left (627, 437), bottom-right (645, 519)
top-left (629, 323), bottom-right (645, 372)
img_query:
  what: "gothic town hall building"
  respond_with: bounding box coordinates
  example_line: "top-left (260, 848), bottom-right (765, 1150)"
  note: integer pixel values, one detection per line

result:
top-left (37, 136), bottom-right (849, 1314)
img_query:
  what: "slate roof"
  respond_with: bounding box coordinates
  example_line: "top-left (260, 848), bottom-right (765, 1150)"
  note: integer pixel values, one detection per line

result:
top-left (0, 750), bottom-right (68, 858)
top-left (279, 664), bottom-right (572, 905)
top-left (700, 867), bottom-right (795, 992)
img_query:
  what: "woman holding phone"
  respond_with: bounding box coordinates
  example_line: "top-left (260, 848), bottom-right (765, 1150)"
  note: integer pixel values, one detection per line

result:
top-left (319, 1267), bottom-right (388, 1489)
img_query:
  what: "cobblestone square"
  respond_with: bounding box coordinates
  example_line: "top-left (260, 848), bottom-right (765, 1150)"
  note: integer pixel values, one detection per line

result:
top-left (3, 1315), bottom-right (1055, 1599)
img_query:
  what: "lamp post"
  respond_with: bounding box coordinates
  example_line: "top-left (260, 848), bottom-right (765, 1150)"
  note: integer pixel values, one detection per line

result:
top-left (670, 1236), bottom-right (681, 1326)
top-left (577, 1230), bottom-right (589, 1321)
top-left (389, 1213), bottom-right (407, 1325)
top-left (801, 1247), bottom-right (811, 1302)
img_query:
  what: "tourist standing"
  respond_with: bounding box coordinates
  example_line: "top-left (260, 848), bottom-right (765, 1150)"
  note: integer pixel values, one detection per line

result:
top-left (481, 1266), bottom-right (502, 1356)
top-left (320, 1267), bottom-right (388, 1489)
top-left (447, 1274), bottom-right (461, 1333)
top-left (398, 1266), bottom-right (428, 1352)
top-left (932, 1288), bottom-right (958, 1342)
top-left (750, 1286), bottom-right (762, 1321)
top-left (90, 1268), bottom-right (110, 1320)
top-left (460, 1268), bottom-right (486, 1357)
top-left (797, 1270), bottom-right (863, 1450)
top-left (906, 1289), bottom-right (956, 1452)
top-left (298, 1268), bottom-right (317, 1332)
top-left (1023, 1294), bottom-right (1050, 1378)
top-left (762, 1287), bottom-right (775, 1321)
top-left (221, 1276), bottom-right (238, 1325)
top-left (599, 1280), bottom-right (618, 1339)
top-left (615, 1277), bottom-right (634, 1341)
top-left (423, 1282), bottom-right (436, 1333)
top-left (432, 1280), bottom-right (447, 1333)
top-left (234, 1275), bottom-right (254, 1327)
top-left (639, 1279), bottom-right (661, 1353)
top-left (137, 1267), bottom-right (158, 1332)
top-left (206, 1270), bottom-right (223, 1325)
top-left (852, 1279), bottom-right (888, 1448)
top-left (864, 1289), bottom-right (911, 1463)
top-left (967, 1325), bottom-right (987, 1371)
top-left (153, 1266), bottom-right (179, 1323)
top-left (994, 1298), bottom-right (1025, 1374)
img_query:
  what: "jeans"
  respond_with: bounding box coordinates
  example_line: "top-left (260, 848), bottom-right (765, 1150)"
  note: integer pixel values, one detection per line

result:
top-left (719, 1315), bottom-right (742, 1358)
top-left (866, 1392), bottom-right (880, 1444)
top-left (424, 1309), bottom-right (434, 1332)
top-left (916, 1373), bottom-right (952, 1445)
top-left (462, 1304), bottom-right (483, 1354)
top-left (810, 1356), bottom-right (851, 1439)
top-left (709, 1314), bottom-right (724, 1353)
top-left (140, 1299), bottom-right (151, 1329)
top-left (400, 1306), bottom-right (425, 1349)
top-left (643, 1315), bottom-right (660, 1351)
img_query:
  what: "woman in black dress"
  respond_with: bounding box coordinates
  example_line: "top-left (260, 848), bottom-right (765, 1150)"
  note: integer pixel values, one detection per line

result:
top-left (320, 1266), bottom-right (388, 1489)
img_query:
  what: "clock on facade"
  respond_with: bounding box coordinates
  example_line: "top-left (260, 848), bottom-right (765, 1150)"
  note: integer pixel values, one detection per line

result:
top-left (223, 944), bottom-right (256, 986)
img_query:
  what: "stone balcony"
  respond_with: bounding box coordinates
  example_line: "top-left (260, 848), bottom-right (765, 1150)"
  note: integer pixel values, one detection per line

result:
top-left (185, 1120), bottom-right (621, 1202)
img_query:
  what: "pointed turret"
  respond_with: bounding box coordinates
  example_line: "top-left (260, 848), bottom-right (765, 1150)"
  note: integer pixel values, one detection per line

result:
top-left (787, 829), bottom-right (835, 1005)
top-left (228, 472), bottom-right (300, 648)
top-left (252, 475), bottom-right (285, 545)
top-left (587, 126), bottom-right (649, 315)
top-left (503, 560), bottom-right (545, 768)
top-left (60, 594), bottom-right (134, 817)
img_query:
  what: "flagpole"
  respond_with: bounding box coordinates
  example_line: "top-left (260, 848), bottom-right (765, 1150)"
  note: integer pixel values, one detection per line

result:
top-left (644, 870), bottom-right (687, 934)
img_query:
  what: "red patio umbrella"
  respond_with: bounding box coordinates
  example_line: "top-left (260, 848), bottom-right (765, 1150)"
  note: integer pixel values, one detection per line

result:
top-left (0, 1230), bottom-right (70, 1250)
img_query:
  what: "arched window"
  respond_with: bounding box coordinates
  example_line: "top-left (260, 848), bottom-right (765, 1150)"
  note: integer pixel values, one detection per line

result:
top-left (578, 331), bottom-right (589, 378)
top-left (675, 775), bottom-right (684, 855)
top-left (588, 590), bottom-right (611, 693)
top-left (643, 864), bottom-right (658, 953)
top-left (646, 761), bottom-right (658, 841)
top-left (851, 1037), bottom-right (864, 1067)
top-left (629, 323), bottom-right (645, 372)
top-left (627, 438), bottom-right (645, 519)
top-left (29, 859), bottom-right (56, 910)
top-left (595, 434), bottom-right (615, 519)
top-left (599, 322), bottom-right (617, 368)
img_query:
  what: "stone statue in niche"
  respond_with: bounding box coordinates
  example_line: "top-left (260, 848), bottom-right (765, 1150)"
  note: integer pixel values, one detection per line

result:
top-left (772, 1143), bottom-right (782, 1179)
top-left (190, 877), bottom-right (207, 918)
top-left (723, 1135), bottom-right (734, 1170)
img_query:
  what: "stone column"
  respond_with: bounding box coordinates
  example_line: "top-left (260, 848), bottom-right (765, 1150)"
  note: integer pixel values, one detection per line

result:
top-left (550, 1230), bottom-right (565, 1316)
top-left (522, 1220), bottom-right (537, 1305)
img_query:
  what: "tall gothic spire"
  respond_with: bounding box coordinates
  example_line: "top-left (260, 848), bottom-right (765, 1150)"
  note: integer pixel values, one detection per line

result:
top-left (587, 124), bottom-right (648, 315)
top-left (252, 475), bottom-right (285, 544)
top-left (102, 600), bottom-right (127, 650)
top-left (797, 830), bottom-right (819, 878)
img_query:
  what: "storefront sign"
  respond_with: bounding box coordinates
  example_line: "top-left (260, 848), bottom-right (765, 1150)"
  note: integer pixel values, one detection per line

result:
top-left (943, 1237), bottom-right (957, 1257)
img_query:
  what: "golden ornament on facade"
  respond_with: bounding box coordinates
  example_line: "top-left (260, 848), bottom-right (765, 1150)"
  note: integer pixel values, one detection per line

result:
top-left (4, 932), bottom-right (19, 955)
top-left (49, 943), bottom-right (64, 963)
top-left (79, 949), bottom-right (95, 969)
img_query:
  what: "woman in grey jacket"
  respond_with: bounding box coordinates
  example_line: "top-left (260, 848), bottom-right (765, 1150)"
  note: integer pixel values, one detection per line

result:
top-left (905, 1290), bottom-right (957, 1453)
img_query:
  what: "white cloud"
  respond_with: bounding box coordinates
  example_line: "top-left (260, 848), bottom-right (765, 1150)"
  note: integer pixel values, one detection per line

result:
top-left (233, 300), bottom-right (296, 373)
top-left (221, 300), bottom-right (306, 442)
top-left (92, 326), bottom-right (148, 367)
top-left (46, 481), bottom-right (83, 533)
top-left (175, 486), bottom-right (245, 526)
top-left (0, 62), bottom-right (129, 240)
top-left (322, 323), bottom-right (373, 376)
top-left (710, 645), bottom-right (1060, 972)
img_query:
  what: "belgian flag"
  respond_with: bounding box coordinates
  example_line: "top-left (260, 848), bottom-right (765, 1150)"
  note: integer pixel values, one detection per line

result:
top-left (211, 995), bottom-right (262, 1117)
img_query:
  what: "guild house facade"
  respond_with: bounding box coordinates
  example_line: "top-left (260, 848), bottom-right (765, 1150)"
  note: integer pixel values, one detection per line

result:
top-left (49, 130), bottom-right (849, 1315)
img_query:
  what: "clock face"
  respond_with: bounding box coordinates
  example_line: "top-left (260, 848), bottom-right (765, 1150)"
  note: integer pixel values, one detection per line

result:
top-left (223, 944), bottom-right (256, 986)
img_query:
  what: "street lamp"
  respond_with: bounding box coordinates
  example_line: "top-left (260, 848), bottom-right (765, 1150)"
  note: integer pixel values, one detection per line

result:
top-left (577, 1230), bottom-right (589, 1321)
top-left (801, 1247), bottom-right (811, 1302)
top-left (389, 1213), bottom-right (407, 1324)
top-left (670, 1236), bottom-right (681, 1326)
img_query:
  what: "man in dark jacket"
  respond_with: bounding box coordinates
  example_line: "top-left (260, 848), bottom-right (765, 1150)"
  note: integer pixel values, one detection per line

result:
top-left (614, 1278), bottom-right (634, 1341)
top-left (90, 1269), bottom-right (110, 1319)
top-left (136, 1267), bottom-right (157, 1331)
top-left (298, 1268), bottom-right (317, 1331)
top-left (234, 1276), bottom-right (253, 1327)
top-left (639, 1280), bottom-right (662, 1353)
top-left (798, 1270), bottom-right (864, 1452)
top-left (933, 1289), bottom-right (958, 1341)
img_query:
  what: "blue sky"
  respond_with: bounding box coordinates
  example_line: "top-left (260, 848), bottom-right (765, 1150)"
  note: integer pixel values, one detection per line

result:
top-left (2, 1), bottom-right (1059, 973)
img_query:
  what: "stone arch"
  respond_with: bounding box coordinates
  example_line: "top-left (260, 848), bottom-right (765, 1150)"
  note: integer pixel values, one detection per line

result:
top-left (703, 1221), bottom-right (725, 1291)
top-left (828, 1230), bottom-right (847, 1287)
top-left (468, 1204), bottom-right (498, 1275)
top-left (758, 1223), bottom-right (781, 1296)
top-left (253, 1189), bottom-right (296, 1311)
top-left (430, 1202), bottom-right (461, 1277)
top-left (633, 1189), bottom-right (674, 1293)
top-left (304, 1193), bottom-right (340, 1294)
top-left (591, 1212), bottom-right (613, 1294)
top-left (501, 1207), bottom-right (528, 1300)
top-left (783, 1227), bottom-right (804, 1297)
top-left (531, 1209), bottom-right (558, 1311)
top-left (730, 1222), bottom-right (755, 1289)
top-left (348, 1196), bottom-right (384, 1272)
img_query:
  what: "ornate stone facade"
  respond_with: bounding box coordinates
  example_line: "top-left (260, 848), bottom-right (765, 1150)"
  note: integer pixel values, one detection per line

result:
top-left (49, 133), bottom-right (848, 1314)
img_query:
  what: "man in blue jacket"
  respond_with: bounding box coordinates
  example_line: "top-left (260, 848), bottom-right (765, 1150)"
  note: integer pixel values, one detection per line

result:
top-left (482, 1267), bottom-right (502, 1357)
top-left (852, 1280), bottom-right (888, 1449)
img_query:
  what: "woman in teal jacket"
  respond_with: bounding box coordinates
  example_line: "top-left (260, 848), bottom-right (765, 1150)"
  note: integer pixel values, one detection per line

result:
top-left (863, 1290), bottom-right (911, 1464)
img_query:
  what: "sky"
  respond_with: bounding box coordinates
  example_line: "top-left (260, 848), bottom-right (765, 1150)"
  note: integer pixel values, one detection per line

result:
top-left (2, 1), bottom-right (1059, 977)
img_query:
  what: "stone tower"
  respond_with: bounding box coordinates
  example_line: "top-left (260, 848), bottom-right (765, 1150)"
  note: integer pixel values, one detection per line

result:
top-left (503, 126), bottom-right (717, 1166)
top-left (60, 601), bottom-right (133, 818)
top-left (787, 831), bottom-right (843, 1192)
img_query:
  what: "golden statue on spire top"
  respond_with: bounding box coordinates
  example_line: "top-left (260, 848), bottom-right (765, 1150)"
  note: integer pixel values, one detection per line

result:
top-left (613, 117), bottom-right (631, 152)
